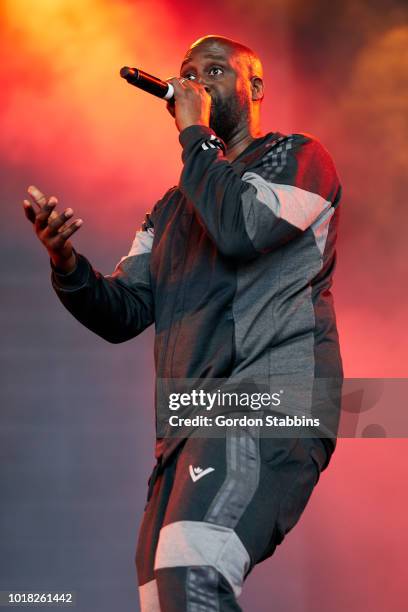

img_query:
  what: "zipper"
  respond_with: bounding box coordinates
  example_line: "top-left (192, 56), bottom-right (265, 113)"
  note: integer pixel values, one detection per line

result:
top-left (157, 208), bottom-right (194, 378)
top-left (167, 213), bottom-right (194, 377)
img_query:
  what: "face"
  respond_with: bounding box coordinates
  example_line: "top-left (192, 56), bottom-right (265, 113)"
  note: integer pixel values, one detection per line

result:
top-left (180, 42), bottom-right (252, 142)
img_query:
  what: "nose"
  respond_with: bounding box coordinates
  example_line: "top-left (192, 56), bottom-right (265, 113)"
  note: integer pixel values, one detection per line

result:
top-left (194, 75), bottom-right (211, 93)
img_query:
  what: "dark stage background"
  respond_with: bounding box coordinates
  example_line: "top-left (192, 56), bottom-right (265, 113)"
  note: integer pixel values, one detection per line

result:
top-left (1, 0), bottom-right (407, 610)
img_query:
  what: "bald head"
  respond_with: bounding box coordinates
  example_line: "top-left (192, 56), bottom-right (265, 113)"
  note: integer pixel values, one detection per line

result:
top-left (183, 35), bottom-right (264, 82)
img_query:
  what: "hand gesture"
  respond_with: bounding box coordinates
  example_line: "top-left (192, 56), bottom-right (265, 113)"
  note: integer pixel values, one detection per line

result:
top-left (23, 185), bottom-right (83, 274)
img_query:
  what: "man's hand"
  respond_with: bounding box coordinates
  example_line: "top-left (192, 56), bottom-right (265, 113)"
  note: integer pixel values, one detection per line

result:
top-left (22, 185), bottom-right (83, 274)
top-left (165, 77), bottom-right (211, 133)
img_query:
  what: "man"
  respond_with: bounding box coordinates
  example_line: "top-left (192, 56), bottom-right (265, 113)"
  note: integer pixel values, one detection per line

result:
top-left (23, 35), bottom-right (343, 611)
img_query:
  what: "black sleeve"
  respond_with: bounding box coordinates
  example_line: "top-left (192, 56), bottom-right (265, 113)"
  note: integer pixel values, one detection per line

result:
top-left (50, 208), bottom-right (156, 344)
top-left (178, 125), bottom-right (341, 261)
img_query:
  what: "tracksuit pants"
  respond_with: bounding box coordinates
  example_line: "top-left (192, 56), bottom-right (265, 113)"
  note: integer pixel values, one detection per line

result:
top-left (135, 423), bottom-right (330, 611)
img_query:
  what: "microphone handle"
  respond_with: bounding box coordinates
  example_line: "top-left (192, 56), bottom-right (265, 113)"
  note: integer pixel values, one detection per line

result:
top-left (120, 66), bottom-right (175, 100)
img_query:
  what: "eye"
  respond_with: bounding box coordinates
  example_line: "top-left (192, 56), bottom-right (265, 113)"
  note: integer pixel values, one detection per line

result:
top-left (209, 66), bottom-right (224, 76)
top-left (182, 73), bottom-right (196, 80)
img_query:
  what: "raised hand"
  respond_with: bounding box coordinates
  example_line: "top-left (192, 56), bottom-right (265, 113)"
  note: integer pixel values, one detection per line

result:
top-left (165, 77), bottom-right (211, 132)
top-left (23, 185), bottom-right (83, 274)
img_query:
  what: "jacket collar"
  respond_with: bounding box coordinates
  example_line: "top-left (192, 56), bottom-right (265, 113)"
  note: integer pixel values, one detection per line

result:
top-left (231, 131), bottom-right (287, 176)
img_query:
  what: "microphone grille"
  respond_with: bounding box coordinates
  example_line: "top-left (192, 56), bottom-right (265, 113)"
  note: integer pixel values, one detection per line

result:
top-left (120, 66), bottom-right (137, 79)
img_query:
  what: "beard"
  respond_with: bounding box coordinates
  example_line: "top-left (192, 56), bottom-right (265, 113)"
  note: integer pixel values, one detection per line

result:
top-left (209, 90), bottom-right (249, 144)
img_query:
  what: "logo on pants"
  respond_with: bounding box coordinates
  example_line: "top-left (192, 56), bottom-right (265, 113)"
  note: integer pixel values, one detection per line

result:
top-left (189, 465), bottom-right (215, 482)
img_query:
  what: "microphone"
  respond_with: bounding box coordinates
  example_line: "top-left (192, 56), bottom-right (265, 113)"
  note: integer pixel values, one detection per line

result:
top-left (120, 66), bottom-right (175, 101)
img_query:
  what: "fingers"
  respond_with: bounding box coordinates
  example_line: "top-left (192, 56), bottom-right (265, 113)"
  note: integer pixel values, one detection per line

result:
top-left (26, 185), bottom-right (59, 222)
top-left (47, 196), bottom-right (60, 221)
top-left (23, 199), bottom-right (36, 224)
top-left (48, 218), bottom-right (83, 251)
top-left (35, 200), bottom-right (58, 230)
top-left (46, 205), bottom-right (74, 233)
top-left (22, 196), bottom-right (58, 226)
top-left (27, 185), bottom-right (48, 209)
top-left (57, 218), bottom-right (83, 240)
top-left (166, 77), bottom-right (208, 100)
top-left (44, 206), bottom-right (83, 240)
top-left (43, 215), bottom-right (83, 252)
top-left (165, 77), bottom-right (188, 98)
top-left (23, 186), bottom-right (83, 240)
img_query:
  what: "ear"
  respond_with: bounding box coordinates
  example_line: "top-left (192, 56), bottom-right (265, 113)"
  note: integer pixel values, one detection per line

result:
top-left (250, 76), bottom-right (264, 102)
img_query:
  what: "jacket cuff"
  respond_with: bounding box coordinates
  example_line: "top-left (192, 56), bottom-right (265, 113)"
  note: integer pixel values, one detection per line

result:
top-left (178, 124), bottom-right (226, 157)
top-left (50, 249), bottom-right (90, 290)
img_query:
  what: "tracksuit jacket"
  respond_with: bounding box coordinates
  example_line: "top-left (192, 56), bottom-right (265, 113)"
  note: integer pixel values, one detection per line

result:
top-left (50, 124), bottom-right (343, 464)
